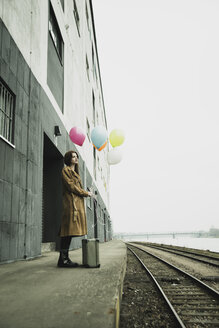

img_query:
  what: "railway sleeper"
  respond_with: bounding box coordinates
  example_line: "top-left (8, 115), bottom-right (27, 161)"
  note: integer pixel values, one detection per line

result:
top-left (173, 300), bottom-right (218, 304)
top-left (201, 276), bottom-right (219, 282)
top-left (181, 311), bottom-right (219, 316)
top-left (183, 318), bottom-right (219, 325)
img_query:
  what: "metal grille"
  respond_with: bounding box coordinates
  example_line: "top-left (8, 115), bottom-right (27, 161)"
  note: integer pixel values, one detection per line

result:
top-left (0, 80), bottom-right (15, 144)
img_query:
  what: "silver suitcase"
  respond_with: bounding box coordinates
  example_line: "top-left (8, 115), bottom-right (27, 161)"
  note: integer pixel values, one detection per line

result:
top-left (82, 239), bottom-right (100, 268)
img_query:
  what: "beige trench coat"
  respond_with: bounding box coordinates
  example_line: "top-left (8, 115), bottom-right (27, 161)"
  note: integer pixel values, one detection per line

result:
top-left (60, 166), bottom-right (89, 237)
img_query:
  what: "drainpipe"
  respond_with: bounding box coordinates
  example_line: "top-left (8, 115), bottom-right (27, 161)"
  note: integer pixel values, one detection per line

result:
top-left (24, 4), bottom-right (33, 259)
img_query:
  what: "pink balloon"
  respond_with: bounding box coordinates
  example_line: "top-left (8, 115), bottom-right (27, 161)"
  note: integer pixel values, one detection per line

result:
top-left (69, 127), bottom-right (86, 146)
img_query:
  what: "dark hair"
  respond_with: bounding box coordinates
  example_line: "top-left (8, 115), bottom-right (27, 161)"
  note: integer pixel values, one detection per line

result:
top-left (64, 151), bottom-right (79, 174)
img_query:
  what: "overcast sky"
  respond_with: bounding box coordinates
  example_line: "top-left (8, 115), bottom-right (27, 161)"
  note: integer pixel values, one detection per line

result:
top-left (92, 0), bottom-right (219, 233)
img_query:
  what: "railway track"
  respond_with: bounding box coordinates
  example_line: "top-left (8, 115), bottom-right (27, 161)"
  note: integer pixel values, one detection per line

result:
top-left (126, 243), bottom-right (219, 328)
top-left (133, 242), bottom-right (219, 268)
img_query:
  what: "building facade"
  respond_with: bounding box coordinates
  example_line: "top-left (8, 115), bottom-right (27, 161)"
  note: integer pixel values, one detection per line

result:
top-left (0, 0), bottom-right (112, 263)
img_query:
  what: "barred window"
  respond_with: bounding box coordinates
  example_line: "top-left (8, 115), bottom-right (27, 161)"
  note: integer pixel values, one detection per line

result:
top-left (0, 80), bottom-right (15, 144)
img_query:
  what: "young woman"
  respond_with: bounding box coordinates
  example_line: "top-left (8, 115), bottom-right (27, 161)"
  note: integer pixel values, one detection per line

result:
top-left (58, 150), bottom-right (94, 267)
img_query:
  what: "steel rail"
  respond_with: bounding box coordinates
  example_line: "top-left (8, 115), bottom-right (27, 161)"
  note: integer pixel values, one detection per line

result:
top-left (127, 242), bottom-right (219, 299)
top-left (148, 244), bottom-right (219, 261)
top-left (137, 243), bottom-right (219, 268)
top-left (127, 246), bottom-right (186, 328)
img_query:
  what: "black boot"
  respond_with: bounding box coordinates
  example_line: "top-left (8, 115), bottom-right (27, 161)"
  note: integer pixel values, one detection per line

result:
top-left (57, 250), bottom-right (79, 268)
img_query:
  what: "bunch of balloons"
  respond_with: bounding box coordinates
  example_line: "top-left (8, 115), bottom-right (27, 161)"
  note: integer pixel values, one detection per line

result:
top-left (69, 126), bottom-right (125, 165)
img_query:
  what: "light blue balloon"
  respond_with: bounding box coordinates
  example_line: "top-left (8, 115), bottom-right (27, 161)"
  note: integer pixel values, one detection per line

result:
top-left (91, 126), bottom-right (107, 149)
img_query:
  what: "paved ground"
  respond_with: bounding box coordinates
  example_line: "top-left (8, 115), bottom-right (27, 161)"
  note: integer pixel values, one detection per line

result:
top-left (0, 240), bottom-right (127, 328)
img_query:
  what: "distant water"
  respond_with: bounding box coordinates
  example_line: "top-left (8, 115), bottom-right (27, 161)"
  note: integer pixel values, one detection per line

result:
top-left (124, 236), bottom-right (219, 253)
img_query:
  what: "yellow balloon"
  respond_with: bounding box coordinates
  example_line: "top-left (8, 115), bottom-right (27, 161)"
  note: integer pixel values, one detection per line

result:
top-left (109, 129), bottom-right (125, 147)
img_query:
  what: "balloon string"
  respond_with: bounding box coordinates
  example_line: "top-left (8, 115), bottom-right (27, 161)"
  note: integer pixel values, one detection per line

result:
top-left (88, 186), bottom-right (112, 232)
top-left (91, 216), bottom-right (112, 233)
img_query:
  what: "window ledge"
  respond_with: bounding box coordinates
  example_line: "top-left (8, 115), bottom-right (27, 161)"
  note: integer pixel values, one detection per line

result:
top-left (0, 135), bottom-right (15, 149)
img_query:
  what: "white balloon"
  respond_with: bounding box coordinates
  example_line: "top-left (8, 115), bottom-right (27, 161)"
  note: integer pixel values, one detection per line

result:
top-left (107, 147), bottom-right (123, 165)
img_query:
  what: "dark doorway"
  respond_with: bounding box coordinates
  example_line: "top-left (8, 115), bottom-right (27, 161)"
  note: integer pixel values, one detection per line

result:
top-left (104, 213), bottom-right (106, 242)
top-left (42, 133), bottom-right (63, 248)
top-left (93, 199), bottom-right (98, 239)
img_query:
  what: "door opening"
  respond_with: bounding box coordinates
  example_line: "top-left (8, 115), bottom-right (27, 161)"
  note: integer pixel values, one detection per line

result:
top-left (93, 199), bottom-right (98, 239)
top-left (104, 213), bottom-right (106, 242)
top-left (42, 133), bottom-right (63, 249)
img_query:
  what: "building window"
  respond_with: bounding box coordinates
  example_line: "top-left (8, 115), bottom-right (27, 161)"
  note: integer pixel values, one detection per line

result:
top-left (96, 112), bottom-right (99, 125)
top-left (92, 91), bottom-right (95, 126)
top-left (97, 156), bottom-right (100, 171)
top-left (93, 147), bottom-right (96, 180)
top-left (86, 118), bottom-right (90, 141)
top-left (85, 2), bottom-right (90, 31)
top-left (94, 65), bottom-right (98, 86)
top-left (86, 55), bottom-right (90, 81)
top-left (99, 94), bottom-right (101, 107)
top-left (60, 0), bottom-right (64, 11)
top-left (92, 45), bottom-right (95, 79)
top-left (49, 3), bottom-right (63, 64)
top-left (91, 44), bottom-right (98, 84)
top-left (73, 0), bottom-right (80, 36)
top-left (0, 79), bottom-right (15, 144)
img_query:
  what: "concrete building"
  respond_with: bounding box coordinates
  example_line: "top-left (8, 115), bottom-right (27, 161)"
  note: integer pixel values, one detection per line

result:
top-left (0, 0), bottom-right (112, 263)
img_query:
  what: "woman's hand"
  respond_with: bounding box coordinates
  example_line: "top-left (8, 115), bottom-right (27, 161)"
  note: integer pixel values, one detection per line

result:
top-left (88, 191), bottom-right (94, 198)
